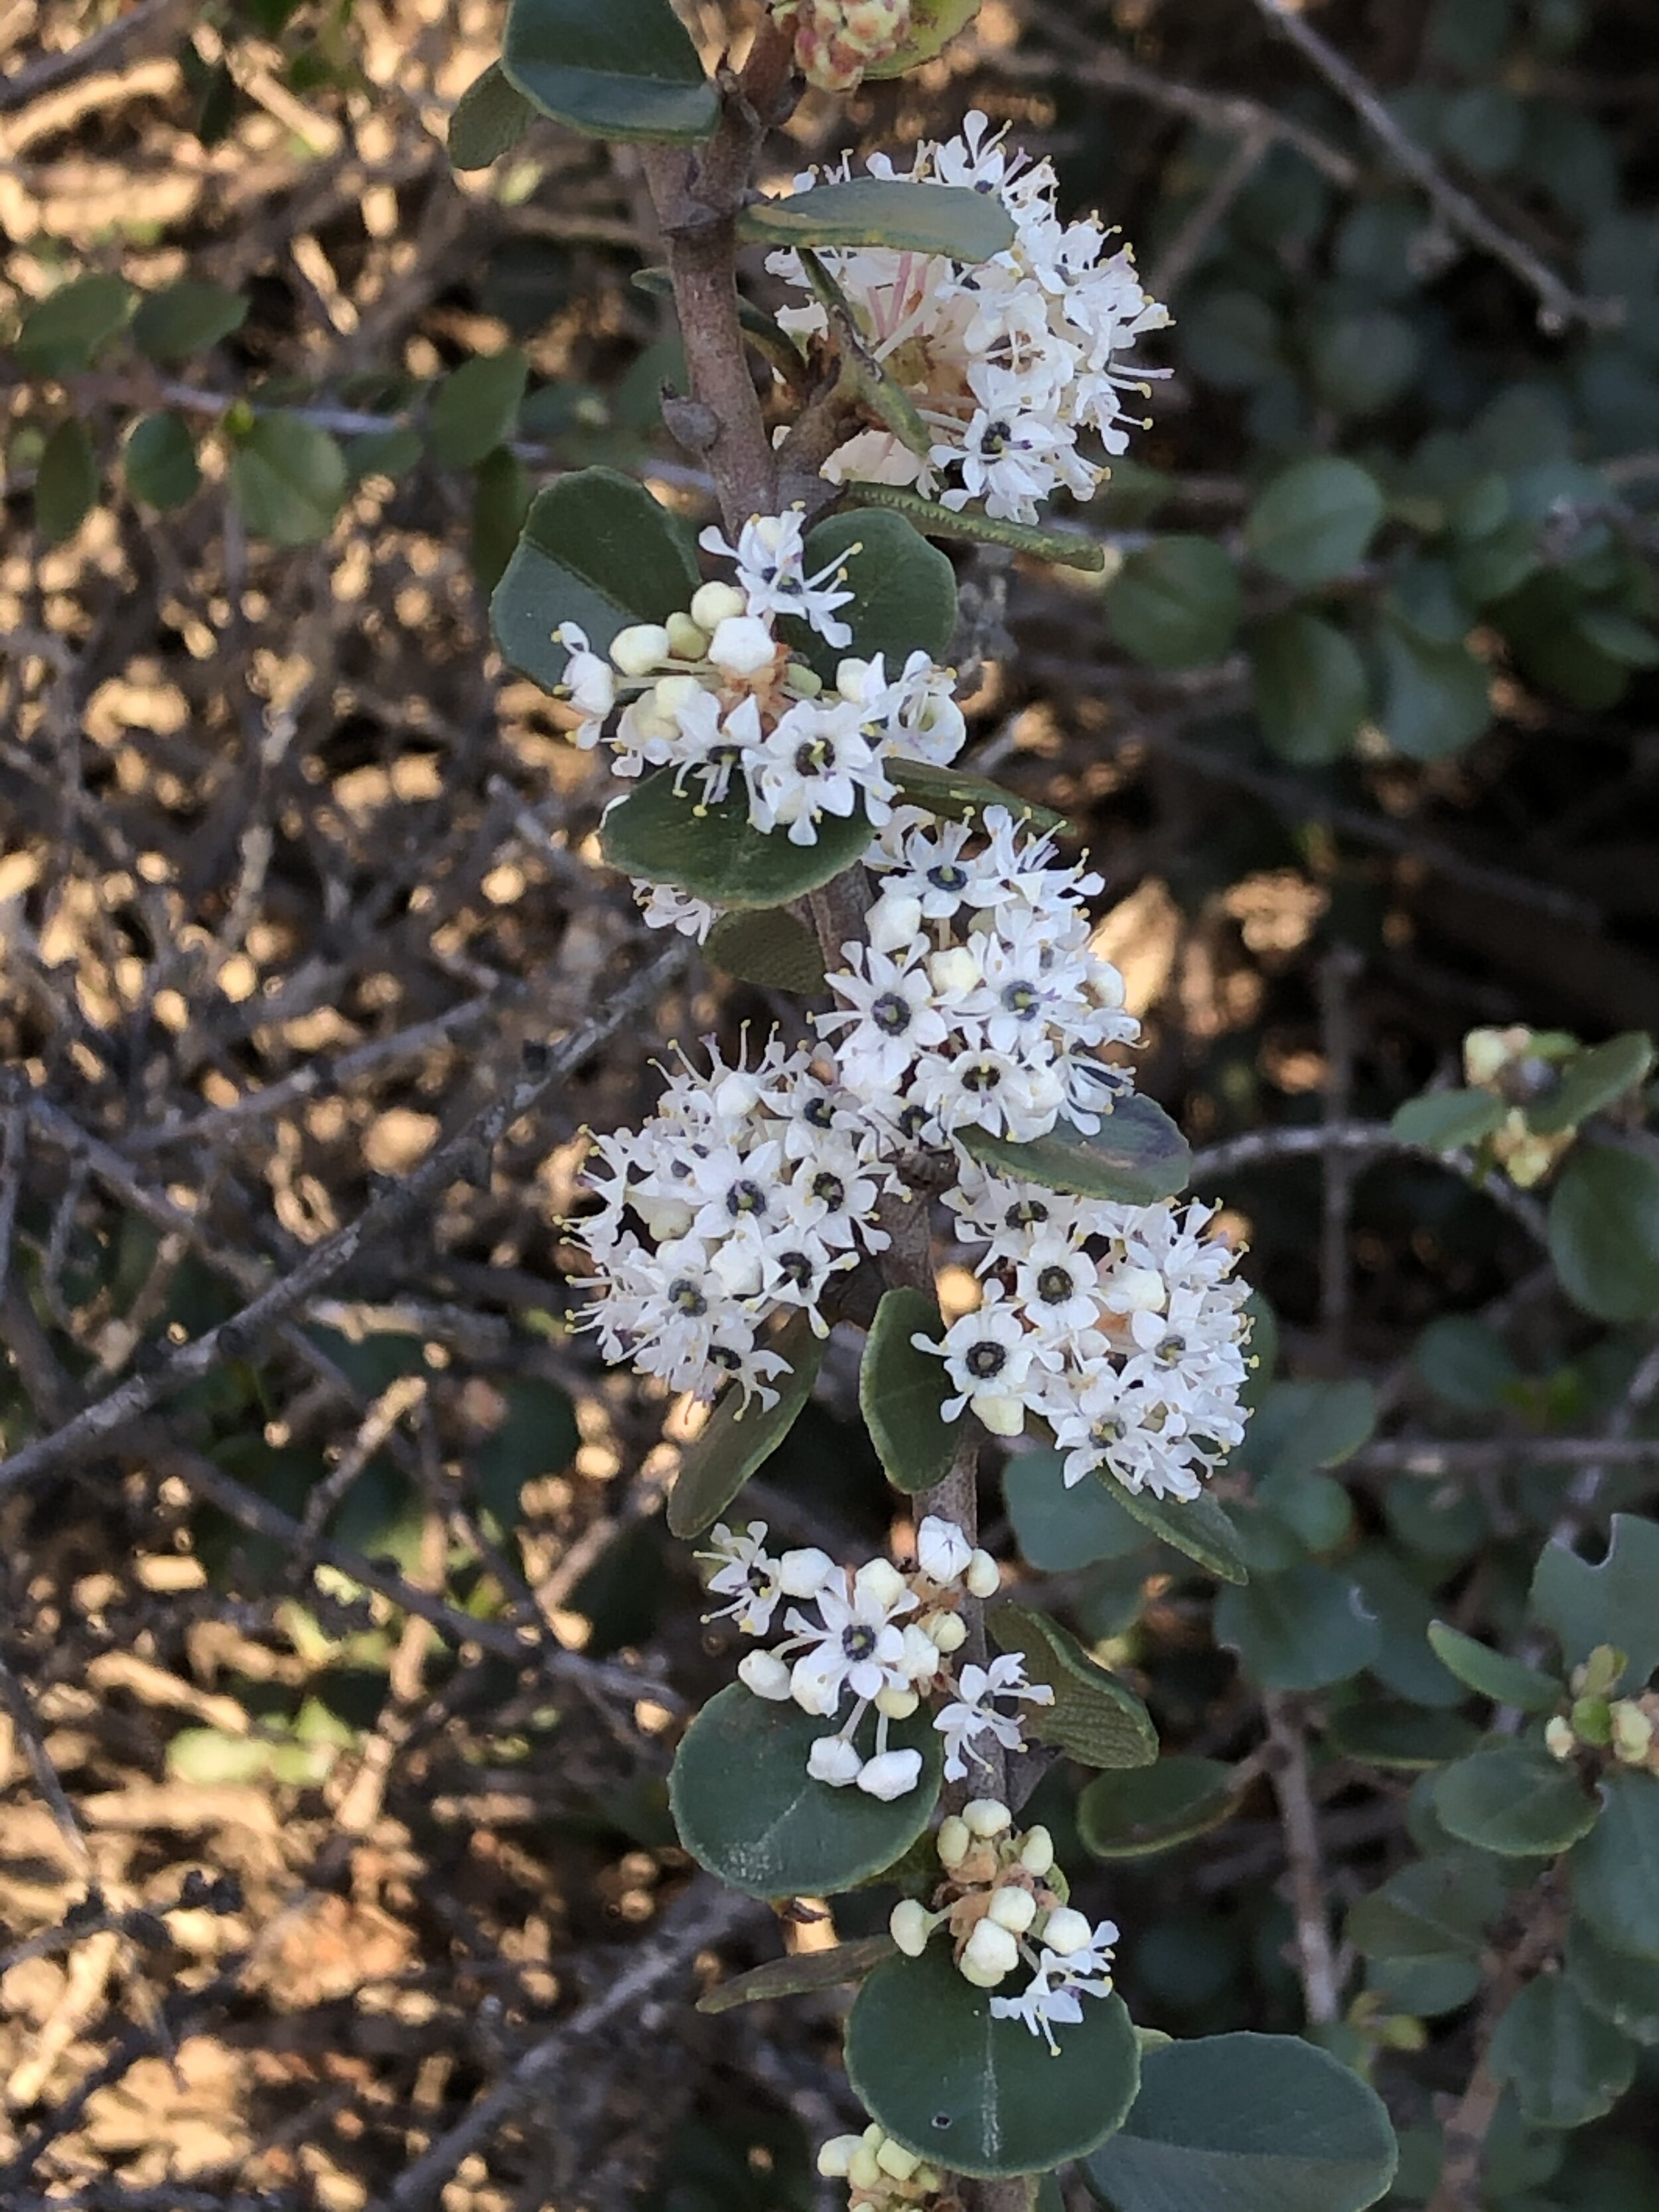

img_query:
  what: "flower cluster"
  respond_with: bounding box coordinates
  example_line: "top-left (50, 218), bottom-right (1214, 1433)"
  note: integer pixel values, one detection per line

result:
top-left (1462, 1023), bottom-right (1575, 1187)
top-left (770, 0), bottom-right (912, 92)
top-left (700, 1516), bottom-right (1052, 1799)
top-left (1544, 1644), bottom-right (1659, 1774)
top-left (817, 2122), bottom-right (944, 2209)
top-left (923, 1157), bottom-right (1251, 1477)
top-left (889, 1801), bottom-right (1119, 2052)
top-left (817, 806), bottom-right (1139, 1148)
top-left (555, 510), bottom-right (965, 918)
top-left (766, 113), bottom-right (1169, 521)
top-left (571, 1035), bottom-right (895, 1408)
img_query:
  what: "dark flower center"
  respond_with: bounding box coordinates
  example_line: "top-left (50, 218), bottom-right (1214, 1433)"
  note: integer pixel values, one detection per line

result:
top-left (872, 992), bottom-right (912, 1036)
top-left (966, 1342), bottom-right (1007, 1379)
top-left (811, 1171), bottom-right (847, 1210)
top-left (843, 1624), bottom-right (879, 1661)
top-left (668, 1280), bottom-right (707, 1316)
top-left (726, 1180), bottom-right (768, 1217)
top-left (1037, 1266), bottom-right (1075, 1304)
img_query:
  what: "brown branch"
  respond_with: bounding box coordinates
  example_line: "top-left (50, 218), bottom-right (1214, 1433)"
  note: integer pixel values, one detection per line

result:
top-left (1262, 1695), bottom-right (1341, 2024)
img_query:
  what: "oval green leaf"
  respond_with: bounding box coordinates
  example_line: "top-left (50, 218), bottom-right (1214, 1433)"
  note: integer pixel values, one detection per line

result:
top-left (1565, 1915), bottom-right (1659, 2046)
top-left (131, 279), bottom-right (248, 362)
top-left (1086, 2032), bottom-right (1398, 2212)
top-left (705, 907), bottom-right (825, 992)
top-left (1078, 1755), bottom-right (1236, 1858)
top-left (1240, 1378), bottom-right (1376, 1483)
top-left (698, 1933), bottom-right (897, 2014)
top-left (960, 1093), bottom-right (1191, 1207)
top-left (1214, 1563), bottom-right (1381, 1691)
top-left (793, 508), bottom-right (958, 672)
top-left (492, 467), bottom-right (699, 688)
top-left (670, 1685), bottom-right (940, 1898)
top-left (1244, 457), bottom-right (1386, 589)
top-left (1532, 1512), bottom-right (1659, 1688)
top-left (1426, 1622), bottom-right (1562, 1712)
top-left (1434, 1743), bottom-right (1599, 1856)
top-left (1002, 1447), bottom-right (1149, 1573)
top-left (1089, 1466), bottom-right (1249, 1584)
top-left (1325, 1701), bottom-right (1481, 1769)
top-left (601, 771), bottom-right (872, 911)
top-left (449, 60), bottom-right (536, 168)
top-left (500, 0), bottom-right (717, 142)
top-left (739, 179), bottom-right (1014, 264)
top-left (17, 273), bottom-right (134, 376)
top-left (666, 1312), bottom-right (825, 1540)
top-left (989, 1602), bottom-right (1158, 1769)
top-left (125, 412), bottom-right (202, 510)
top-left (845, 1945), bottom-right (1139, 2178)
top-left (1390, 1088), bottom-right (1507, 1149)
top-left (888, 758), bottom-right (1070, 836)
top-left (1487, 1972), bottom-right (1636, 2130)
top-left (1106, 536), bottom-right (1240, 670)
top-left (1571, 1769), bottom-right (1659, 1960)
top-left (841, 479), bottom-right (1105, 569)
top-left (430, 348), bottom-right (529, 469)
top-left (859, 1288), bottom-right (957, 1497)
top-left (1377, 621), bottom-right (1492, 761)
top-left (35, 419), bottom-right (98, 546)
top-left (1549, 1144), bottom-right (1659, 1323)
top-left (227, 413), bottom-right (347, 545)
top-left (1528, 1032), bottom-right (1654, 1136)
top-left (1251, 610), bottom-right (1369, 765)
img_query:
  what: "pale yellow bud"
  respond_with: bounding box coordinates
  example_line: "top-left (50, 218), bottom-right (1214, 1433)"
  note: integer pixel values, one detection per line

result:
top-left (987, 1885), bottom-right (1037, 1935)
top-left (610, 622), bottom-right (671, 676)
top-left (937, 1814), bottom-right (970, 1868)
top-left (689, 581), bottom-right (747, 631)
top-left (876, 2140), bottom-right (921, 2182)
top-left (964, 1798), bottom-right (1012, 1838)
top-left (665, 612), bottom-right (710, 659)
top-left (1018, 1825), bottom-right (1055, 1876)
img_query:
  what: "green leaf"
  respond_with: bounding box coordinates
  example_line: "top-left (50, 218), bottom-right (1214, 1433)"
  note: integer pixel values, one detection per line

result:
top-left (739, 179), bottom-right (1014, 263)
top-left (500, 0), bottom-right (717, 142)
top-left (1487, 1973), bottom-right (1636, 2130)
top-left (1532, 1514), bottom-right (1659, 1686)
top-left (666, 1313), bottom-right (825, 1540)
top-left (1571, 1770), bottom-right (1659, 1960)
top-left (845, 1945), bottom-right (1139, 2178)
top-left (960, 1094), bottom-right (1191, 1207)
top-left (1214, 1564), bottom-right (1381, 1691)
top-left (862, 0), bottom-right (980, 76)
top-left (670, 1684), bottom-right (940, 1899)
top-left (1412, 1315), bottom-right (1520, 1412)
top-left (124, 412), bottom-right (201, 510)
top-left (697, 1935), bottom-right (896, 2014)
top-left (1245, 458), bottom-right (1386, 588)
top-left (345, 427), bottom-right (425, 486)
top-left (470, 446), bottom-right (532, 593)
top-left (1309, 309), bottom-right (1420, 417)
top-left (1086, 2033), bottom-right (1398, 2212)
top-left (1106, 536), bottom-right (1240, 670)
top-left (1549, 1144), bottom-right (1659, 1323)
top-left (1250, 611), bottom-right (1369, 765)
top-left (130, 279), bottom-right (247, 362)
top-left (705, 907), bottom-right (825, 992)
top-left (1390, 1087), bottom-right (1507, 1149)
top-left (1240, 1378), bottom-right (1376, 1483)
top-left (795, 508), bottom-right (957, 671)
top-left (1577, 605), bottom-right (1659, 668)
top-left (35, 419), bottom-right (98, 546)
top-left (887, 758), bottom-right (1069, 836)
top-left (1434, 1743), bottom-right (1599, 1856)
top-left (601, 772), bottom-right (872, 911)
top-left (1325, 1701), bottom-right (1480, 1769)
top-left (16, 273), bottom-right (134, 376)
top-left (1565, 1915), bottom-right (1659, 2045)
top-left (1348, 1853), bottom-right (1503, 2016)
top-left (1002, 1447), bottom-right (1149, 1573)
top-left (1427, 1623), bottom-right (1562, 1712)
top-left (859, 1289), bottom-right (956, 1497)
top-left (227, 414), bottom-right (347, 544)
top-left (1090, 1467), bottom-right (1249, 1585)
top-left (430, 348), bottom-right (530, 469)
top-left (1528, 1031), bottom-right (1654, 1136)
top-left (989, 1602), bottom-right (1158, 1769)
top-left (472, 1375), bottom-right (579, 1528)
top-left (841, 479), bottom-right (1105, 569)
top-left (449, 60), bottom-right (536, 168)
top-left (1376, 621), bottom-right (1492, 760)
top-left (492, 467), bottom-right (699, 690)
top-left (1350, 1548), bottom-right (1462, 1710)
top-left (1078, 1755), bottom-right (1236, 1858)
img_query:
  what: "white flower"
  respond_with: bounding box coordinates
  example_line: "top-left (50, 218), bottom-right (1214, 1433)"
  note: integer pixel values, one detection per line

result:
top-left (555, 622), bottom-right (616, 729)
top-left (916, 1515), bottom-right (973, 1586)
top-left (698, 1519), bottom-right (784, 1635)
top-left (785, 1574), bottom-right (914, 1712)
top-left (699, 511), bottom-right (857, 646)
top-left (1039, 1906), bottom-right (1095, 1957)
top-left (708, 614), bottom-right (778, 679)
top-left (925, 1290), bottom-right (1035, 1424)
top-left (934, 1655), bottom-right (1053, 1782)
top-left (989, 1919), bottom-right (1118, 2053)
top-left (633, 878), bottom-right (718, 940)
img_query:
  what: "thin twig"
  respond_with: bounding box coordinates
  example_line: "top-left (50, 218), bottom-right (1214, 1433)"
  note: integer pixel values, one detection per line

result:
top-left (1190, 1119), bottom-right (1548, 1244)
top-left (1262, 1695), bottom-right (1341, 2024)
top-left (1317, 948), bottom-right (1362, 1363)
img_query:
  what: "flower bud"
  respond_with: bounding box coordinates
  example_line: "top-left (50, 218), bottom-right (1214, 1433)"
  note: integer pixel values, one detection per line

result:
top-left (738, 1649), bottom-right (792, 1700)
top-left (964, 1798), bottom-right (1011, 1838)
top-left (1018, 1825), bottom-right (1055, 1876)
top-left (808, 1735), bottom-right (863, 1787)
top-left (966, 1548), bottom-right (1001, 1598)
top-left (835, 655), bottom-right (876, 702)
top-left (1544, 1714), bottom-right (1576, 1761)
top-left (916, 1515), bottom-right (974, 1586)
top-left (1041, 1906), bottom-right (1092, 1956)
top-left (899, 1623), bottom-right (944, 1682)
top-left (858, 1749), bottom-right (923, 1801)
top-left (790, 1659), bottom-right (840, 1717)
top-left (610, 622), bottom-right (671, 677)
top-left (962, 1918), bottom-right (1019, 1982)
top-left (875, 1684), bottom-right (920, 1720)
top-left (855, 1558), bottom-right (909, 1610)
top-left (664, 612), bottom-right (710, 660)
top-left (710, 1240), bottom-right (764, 1299)
top-left (1108, 1266), bottom-right (1167, 1314)
top-left (690, 581), bottom-right (747, 632)
top-left (1572, 1694), bottom-right (1614, 1747)
top-left (1463, 1027), bottom-right (1512, 1087)
top-left (889, 1899), bottom-right (934, 1957)
top-left (1086, 958), bottom-right (1127, 1011)
top-left (924, 1608), bottom-right (968, 1655)
top-left (876, 2140), bottom-right (922, 2183)
top-left (709, 615), bottom-right (777, 677)
top-left (958, 1951), bottom-right (1006, 1990)
top-left (652, 672), bottom-right (705, 719)
top-left (1613, 1700), bottom-right (1655, 1763)
top-left (787, 661), bottom-right (824, 697)
top-left (928, 946), bottom-right (983, 997)
top-left (779, 1546), bottom-right (838, 1598)
top-left (868, 892), bottom-right (924, 957)
top-left (816, 2135), bottom-right (863, 2179)
top-left (974, 1393), bottom-right (1027, 1439)
top-left (936, 1814), bottom-right (971, 1868)
top-left (847, 2142), bottom-right (883, 2191)
top-left (987, 1885), bottom-right (1037, 1935)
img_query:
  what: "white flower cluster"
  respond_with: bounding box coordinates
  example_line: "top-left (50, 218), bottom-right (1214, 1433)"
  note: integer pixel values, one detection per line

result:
top-left (924, 1157), bottom-right (1251, 1481)
top-left (889, 1801), bottom-right (1119, 2052)
top-left (699, 1516), bottom-right (1052, 1799)
top-left (554, 510), bottom-right (965, 919)
top-left (571, 1035), bottom-right (895, 1408)
top-left (818, 806), bottom-right (1139, 1148)
top-left (766, 113), bottom-right (1170, 521)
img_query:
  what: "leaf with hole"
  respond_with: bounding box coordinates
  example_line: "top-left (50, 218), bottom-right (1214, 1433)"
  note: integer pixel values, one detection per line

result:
top-left (859, 1288), bottom-right (956, 1497)
top-left (1434, 1743), bottom-right (1599, 1856)
top-left (739, 179), bottom-right (1014, 263)
top-left (492, 468), bottom-right (699, 688)
top-left (666, 1313), bottom-right (825, 1540)
top-left (670, 1685), bottom-right (940, 1898)
top-left (1215, 1564), bottom-right (1380, 1691)
top-left (697, 1935), bottom-right (897, 2014)
top-left (1244, 457), bottom-right (1386, 588)
top-left (131, 280), bottom-right (247, 362)
top-left (989, 1603), bottom-right (1157, 1769)
top-left (1078, 1756), bottom-right (1236, 1858)
top-left (1085, 2032), bottom-right (1398, 2212)
top-left (705, 908), bottom-right (824, 992)
top-left (1426, 1623), bottom-right (1561, 1712)
top-left (449, 60), bottom-right (536, 168)
top-left (845, 1945), bottom-right (1139, 2178)
top-left (601, 773), bottom-right (873, 911)
top-left (227, 414), bottom-right (347, 545)
top-left (960, 1094), bottom-right (1190, 1207)
top-left (500, 0), bottom-right (717, 141)
top-left (1532, 1513), bottom-right (1659, 1686)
